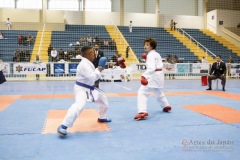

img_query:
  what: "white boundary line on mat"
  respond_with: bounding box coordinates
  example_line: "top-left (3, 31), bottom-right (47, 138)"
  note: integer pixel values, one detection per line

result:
top-left (112, 83), bottom-right (132, 91)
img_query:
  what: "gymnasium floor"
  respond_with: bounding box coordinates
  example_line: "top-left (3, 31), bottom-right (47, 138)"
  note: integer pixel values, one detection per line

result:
top-left (0, 79), bottom-right (240, 160)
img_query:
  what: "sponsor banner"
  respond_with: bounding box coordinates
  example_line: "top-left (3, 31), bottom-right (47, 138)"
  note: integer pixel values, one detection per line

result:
top-left (163, 63), bottom-right (176, 73)
top-left (101, 69), bottom-right (112, 80)
top-left (176, 63), bottom-right (190, 73)
top-left (230, 63), bottom-right (240, 74)
top-left (13, 63), bottom-right (47, 74)
top-left (130, 63), bottom-right (177, 74)
top-left (192, 63), bottom-right (209, 73)
top-left (68, 63), bottom-right (78, 74)
top-left (101, 68), bottom-right (125, 80)
top-left (53, 63), bottom-right (65, 74)
top-left (1, 63), bottom-right (10, 74)
top-left (135, 63), bottom-right (147, 73)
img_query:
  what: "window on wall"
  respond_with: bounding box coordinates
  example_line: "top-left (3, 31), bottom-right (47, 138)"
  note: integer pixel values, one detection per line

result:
top-left (0, 0), bottom-right (15, 8)
top-left (48, 0), bottom-right (79, 11)
top-left (17, 0), bottom-right (42, 9)
top-left (85, 0), bottom-right (111, 12)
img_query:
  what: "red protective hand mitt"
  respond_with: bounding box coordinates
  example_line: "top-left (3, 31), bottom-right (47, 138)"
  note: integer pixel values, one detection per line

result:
top-left (141, 76), bottom-right (148, 85)
top-left (142, 53), bottom-right (147, 60)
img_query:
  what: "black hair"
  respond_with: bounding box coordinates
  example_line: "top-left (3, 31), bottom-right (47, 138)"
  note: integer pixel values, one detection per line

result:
top-left (81, 46), bottom-right (93, 57)
top-left (144, 38), bottom-right (157, 49)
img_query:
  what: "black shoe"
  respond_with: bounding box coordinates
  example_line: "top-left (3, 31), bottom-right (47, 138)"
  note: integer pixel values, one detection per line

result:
top-left (206, 88), bottom-right (212, 90)
top-left (222, 88), bottom-right (225, 91)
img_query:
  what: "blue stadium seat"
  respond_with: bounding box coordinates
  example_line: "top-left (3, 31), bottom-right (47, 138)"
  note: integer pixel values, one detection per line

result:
top-left (118, 26), bottom-right (198, 63)
top-left (181, 29), bottom-right (240, 62)
top-left (0, 30), bottom-right (37, 62)
top-left (50, 25), bottom-right (117, 62)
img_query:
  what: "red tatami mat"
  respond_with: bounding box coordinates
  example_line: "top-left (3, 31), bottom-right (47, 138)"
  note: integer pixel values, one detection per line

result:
top-left (183, 104), bottom-right (240, 123)
top-left (42, 109), bottom-right (110, 134)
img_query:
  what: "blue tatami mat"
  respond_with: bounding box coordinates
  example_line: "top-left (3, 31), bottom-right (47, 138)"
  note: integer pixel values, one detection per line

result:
top-left (0, 80), bottom-right (239, 160)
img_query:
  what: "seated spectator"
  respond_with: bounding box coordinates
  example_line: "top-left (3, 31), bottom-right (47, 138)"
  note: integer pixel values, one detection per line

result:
top-left (104, 39), bottom-right (109, 50)
top-left (58, 49), bottom-right (65, 60)
top-left (18, 35), bottom-right (23, 46)
top-left (115, 53), bottom-right (126, 69)
top-left (77, 39), bottom-right (83, 46)
top-left (111, 51), bottom-right (118, 62)
top-left (76, 53), bottom-right (82, 59)
top-left (108, 62), bottom-right (114, 68)
top-left (74, 48), bottom-right (81, 57)
top-left (174, 55), bottom-right (179, 63)
top-left (51, 48), bottom-right (58, 62)
top-left (82, 37), bottom-right (87, 46)
top-left (80, 37), bottom-right (86, 45)
top-left (48, 44), bottom-right (53, 56)
top-left (108, 52), bottom-right (118, 68)
top-left (74, 44), bottom-right (80, 52)
top-left (65, 48), bottom-right (73, 61)
top-left (20, 49), bottom-right (25, 62)
top-left (75, 41), bottom-right (80, 45)
top-left (69, 43), bottom-right (73, 47)
top-left (25, 48), bottom-right (31, 62)
top-left (22, 35), bottom-right (28, 46)
top-left (0, 32), bottom-right (4, 39)
top-left (93, 35), bottom-right (99, 44)
top-left (13, 49), bottom-right (20, 62)
top-left (27, 34), bottom-right (34, 46)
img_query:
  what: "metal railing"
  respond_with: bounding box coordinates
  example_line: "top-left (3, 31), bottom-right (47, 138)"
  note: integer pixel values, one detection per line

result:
top-left (221, 27), bottom-right (240, 42)
top-left (178, 28), bottom-right (216, 58)
top-left (37, 23), bottom-right (46, 56)
top-left (114, 25), bottom-right (139, 63)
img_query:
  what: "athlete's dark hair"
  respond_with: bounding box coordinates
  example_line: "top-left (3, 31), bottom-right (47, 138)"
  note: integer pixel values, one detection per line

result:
top-left (144, 38), bottom-right (157, 49)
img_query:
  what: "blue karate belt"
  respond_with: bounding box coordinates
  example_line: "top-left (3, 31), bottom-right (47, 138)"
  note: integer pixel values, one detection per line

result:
top-left (75, 81), bottom-right (104, 102)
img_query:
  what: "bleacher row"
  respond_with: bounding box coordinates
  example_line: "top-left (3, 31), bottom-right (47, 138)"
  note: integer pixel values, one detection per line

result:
top-left (0, 30), bottom-right (37, 62)
top-left (118, 26), bottom-right (198, 62)
top-left (182, 29), bottom-right (239, 62)
top-left (0, 25), bottom-right (240, 63)
top-left (50, 25), bottom-right (117, 61)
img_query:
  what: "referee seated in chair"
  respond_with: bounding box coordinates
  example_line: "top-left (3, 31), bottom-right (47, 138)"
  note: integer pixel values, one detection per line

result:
top-left (206, 55), bottom-right (226, 91)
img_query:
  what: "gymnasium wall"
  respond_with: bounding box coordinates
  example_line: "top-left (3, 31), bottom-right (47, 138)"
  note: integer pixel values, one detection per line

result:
top-left (159, 0), bottom-right (198, 16)
top-left (46, 10), bottom-right (64, 23)
top-left (207, 9), bottom-right (240, 35)
top-left (207, 0), bottom-right (240, 12)
top-left (0, 0), bottom-right (226, 30)
top-left (0, 9), bottom-right (204, 29)
top-left (0, 8), bottom-right (40, 22)
top-left (112, 0), bottom-right (201, 16)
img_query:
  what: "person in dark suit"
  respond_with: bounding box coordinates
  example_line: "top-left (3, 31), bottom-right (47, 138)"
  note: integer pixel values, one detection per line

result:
top-left (206, 55), bottom-right (226, 91)
top-left (93, 43), bottom-right (104, 88)
top-left (0, 59), bottom-right (6, 84)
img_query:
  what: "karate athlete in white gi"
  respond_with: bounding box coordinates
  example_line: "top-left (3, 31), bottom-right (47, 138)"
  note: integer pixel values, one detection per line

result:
top-left (134, 38), bottom-right (172, 120)
top-left (6, 18), bottom-right (11, 30)
top-left (57, 46), bottom-right (111, 137)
